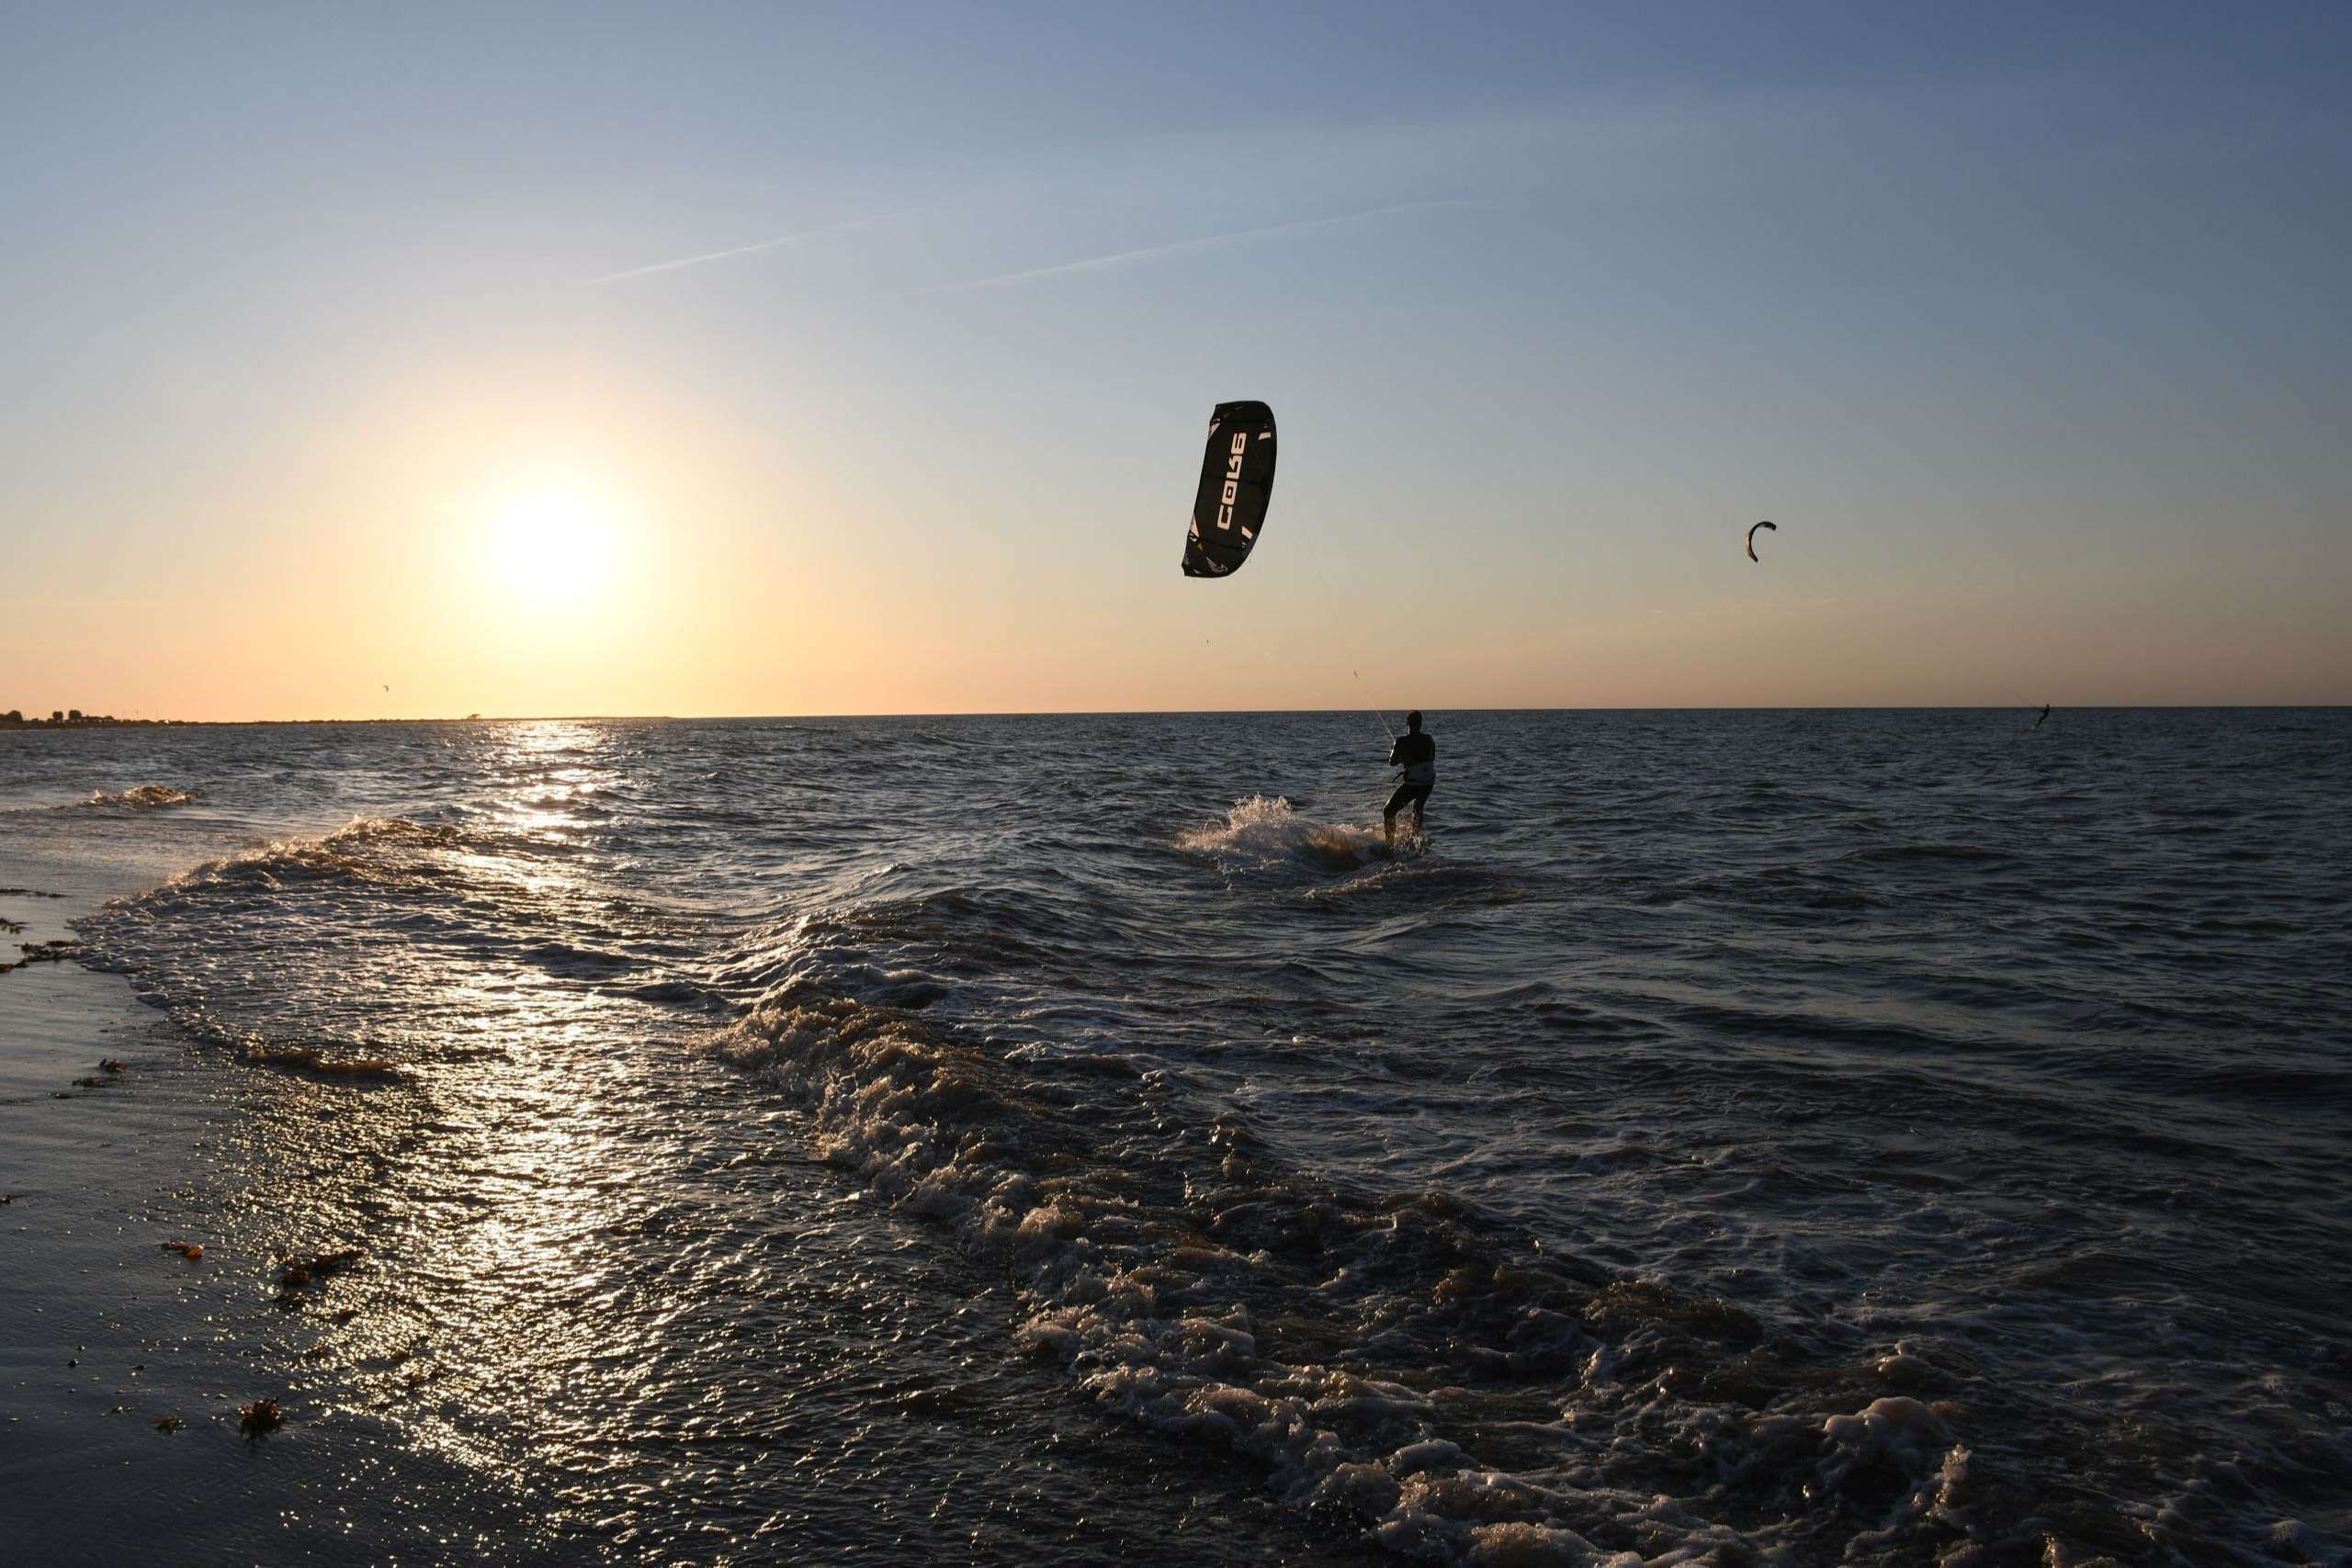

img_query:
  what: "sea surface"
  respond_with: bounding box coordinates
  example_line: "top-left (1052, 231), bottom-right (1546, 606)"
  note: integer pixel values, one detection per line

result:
top-left (4, 711), bottom-right (2348, 1564)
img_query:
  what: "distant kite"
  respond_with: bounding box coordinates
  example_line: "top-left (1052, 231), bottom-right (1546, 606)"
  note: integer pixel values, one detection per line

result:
top-left (1746, 521), bottom-right (1777, 563)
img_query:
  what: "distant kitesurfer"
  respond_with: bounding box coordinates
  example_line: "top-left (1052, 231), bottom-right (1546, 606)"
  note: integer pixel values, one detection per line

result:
top-left (2033, 704), bottom-right (2052, 730)
top-left (1385, 711), bottom-right (1437, 850)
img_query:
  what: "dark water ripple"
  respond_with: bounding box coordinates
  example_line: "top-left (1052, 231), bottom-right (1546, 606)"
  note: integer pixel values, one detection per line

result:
top-left (6, 709), bottom-right (2346, 1563)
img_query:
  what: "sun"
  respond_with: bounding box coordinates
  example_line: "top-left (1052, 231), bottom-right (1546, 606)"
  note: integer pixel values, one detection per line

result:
top-left (489, 488), bottom-right (616, 604)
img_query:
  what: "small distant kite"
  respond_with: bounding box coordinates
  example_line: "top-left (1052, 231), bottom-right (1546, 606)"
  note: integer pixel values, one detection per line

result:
top-left (1746, 521), bottom-right (1776, 563)
top-left (382, 684), bottom-right (390, 693)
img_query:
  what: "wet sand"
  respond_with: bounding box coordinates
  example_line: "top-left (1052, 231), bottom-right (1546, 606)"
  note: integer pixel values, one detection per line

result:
top-left (1, 886), bottom-right (562, 1562)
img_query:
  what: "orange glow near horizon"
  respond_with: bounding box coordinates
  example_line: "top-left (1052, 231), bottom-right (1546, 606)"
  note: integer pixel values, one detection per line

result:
top-left (3, 352), bottom-right (2347, 722)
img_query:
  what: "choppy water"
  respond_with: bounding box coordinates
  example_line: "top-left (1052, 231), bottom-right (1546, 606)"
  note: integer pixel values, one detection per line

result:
top-left (6, 711), bottom-right (2349, 1564)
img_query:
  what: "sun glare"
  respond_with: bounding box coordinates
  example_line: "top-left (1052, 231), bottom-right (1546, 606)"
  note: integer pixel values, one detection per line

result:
top-left (490, 489), bottom-right (616, 604)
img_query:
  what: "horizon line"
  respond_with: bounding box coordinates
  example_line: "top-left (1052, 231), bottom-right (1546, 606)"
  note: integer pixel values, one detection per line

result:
top-left (6, 702), bottom-right (2344, 728)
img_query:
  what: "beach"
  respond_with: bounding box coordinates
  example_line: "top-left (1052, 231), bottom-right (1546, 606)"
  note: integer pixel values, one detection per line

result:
top-left (2, 812), bottom-right (591, 1560)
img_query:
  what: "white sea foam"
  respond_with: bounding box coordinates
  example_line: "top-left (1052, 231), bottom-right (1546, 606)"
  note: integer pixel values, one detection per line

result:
top-left (1179, 795), bottom-right (1399, 871)
top-left (72, 783), bottom-right (197, 810)
top-left (697, 981), bottom-right (1990, 1563)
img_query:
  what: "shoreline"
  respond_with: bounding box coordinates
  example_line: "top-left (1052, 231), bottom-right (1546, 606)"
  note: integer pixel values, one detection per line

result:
top-left (0, 882), bottom-right (566, 1562)
top-left (2, 842), bottom-right (1351, 1566)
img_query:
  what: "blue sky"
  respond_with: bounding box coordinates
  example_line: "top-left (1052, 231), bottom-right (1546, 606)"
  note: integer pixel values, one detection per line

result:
top-left (3, 2), bottom-right (2347, 716)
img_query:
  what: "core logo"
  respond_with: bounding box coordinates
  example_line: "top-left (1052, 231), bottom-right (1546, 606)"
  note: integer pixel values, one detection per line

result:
top-left (1215, 432), bottom-right (1248, 530)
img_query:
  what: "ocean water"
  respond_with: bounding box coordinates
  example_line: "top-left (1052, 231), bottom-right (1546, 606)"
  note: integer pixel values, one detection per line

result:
top-left (5, 710), bottom-right (2348, 1564)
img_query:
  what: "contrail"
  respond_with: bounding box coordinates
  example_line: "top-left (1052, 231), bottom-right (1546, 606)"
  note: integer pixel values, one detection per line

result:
top-left (592, 209), bottom-right (922, 284)
top-left (910, 198), bottom-right (1474, 295)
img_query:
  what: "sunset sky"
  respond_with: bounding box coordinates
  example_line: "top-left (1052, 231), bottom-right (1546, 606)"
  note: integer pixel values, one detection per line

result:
top-left (4, 2), bottom-right (2347, 719)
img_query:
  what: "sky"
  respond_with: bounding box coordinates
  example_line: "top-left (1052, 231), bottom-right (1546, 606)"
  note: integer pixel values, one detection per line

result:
top-left (3, 1), bottom-right (2347, 718)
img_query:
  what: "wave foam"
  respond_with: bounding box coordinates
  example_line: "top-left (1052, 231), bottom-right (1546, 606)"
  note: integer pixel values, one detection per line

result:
top-left (1179, 795), bottom-right (1399, 872)
top-left (698, 981), bottom-right (2015, 1562)
top-left (74, 784), bottom-right (198, 811)
top-left (140, 816), bottom-right (463, 895)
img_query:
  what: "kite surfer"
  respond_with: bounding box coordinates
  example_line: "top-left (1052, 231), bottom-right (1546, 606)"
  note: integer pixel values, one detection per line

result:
top-left (2033, 704), bottom-right (2052, 730)
top-left (1384, 711), bottom-right (1437, 850)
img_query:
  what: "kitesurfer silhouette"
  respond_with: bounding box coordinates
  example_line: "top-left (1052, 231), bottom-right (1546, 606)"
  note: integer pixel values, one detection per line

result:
top-left (1385, 711), bottom-right (1437, 850)
top-left (2033, 704), bottom-right (2052, 730)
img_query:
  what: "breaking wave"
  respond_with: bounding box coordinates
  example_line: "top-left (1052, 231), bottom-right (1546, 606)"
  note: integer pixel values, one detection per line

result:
top-left (697, 948), bottom-right (2073, 1564)
top-left (75, 812), bottom-right (692, 1073)
top-left (2, 783), bottom-right (201, 813)
top-left (95, 816), bottom-right (469, 901)
top-left (1180, 795), bottom-right (1403, 872)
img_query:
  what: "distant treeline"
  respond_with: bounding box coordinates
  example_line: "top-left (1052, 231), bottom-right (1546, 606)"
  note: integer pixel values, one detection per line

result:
top-left (4, 711), bottom-right (498, 728)
top-left (0, 710), bottom-right (179, 728)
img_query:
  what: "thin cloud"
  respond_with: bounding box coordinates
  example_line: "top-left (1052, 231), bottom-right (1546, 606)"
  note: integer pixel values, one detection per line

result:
top-left (593, 209), bottom-right (922, 284)
top-left (910, 198), bottom-right (1476, 295)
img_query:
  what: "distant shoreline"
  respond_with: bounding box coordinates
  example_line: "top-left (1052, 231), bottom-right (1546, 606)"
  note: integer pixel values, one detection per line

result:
top-left (3, 704), bottom-right (2346, 729)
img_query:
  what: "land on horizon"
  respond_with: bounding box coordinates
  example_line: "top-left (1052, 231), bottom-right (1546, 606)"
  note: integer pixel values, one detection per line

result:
top-left (6, 701), bottom-right (2348, 731)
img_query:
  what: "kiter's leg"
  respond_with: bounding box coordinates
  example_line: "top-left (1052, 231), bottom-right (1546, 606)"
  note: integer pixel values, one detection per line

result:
top-left (1383, 783), bottom-right (1415, 849)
